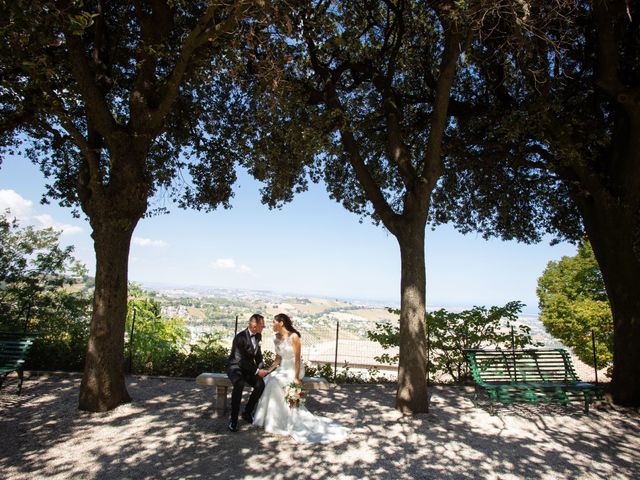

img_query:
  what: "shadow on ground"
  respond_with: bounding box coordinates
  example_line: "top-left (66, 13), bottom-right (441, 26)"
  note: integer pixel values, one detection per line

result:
top-left (0, 374), bottom-right (638, 479)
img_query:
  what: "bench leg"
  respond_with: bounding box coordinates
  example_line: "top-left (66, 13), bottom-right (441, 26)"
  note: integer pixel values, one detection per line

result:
top-left (584, 392), bottom-right (590, 414)
top-left (17, 369), bottom-right (24, 395)
top-left (215, 386), bottom-right (228, 417)
top-left (488, 399), bottom-right (496, 416)
top-left (471, 388), bottom-right (479, 408)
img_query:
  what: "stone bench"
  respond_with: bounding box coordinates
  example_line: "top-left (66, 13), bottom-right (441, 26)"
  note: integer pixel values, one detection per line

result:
top-left (196, 372), bottom-right (332, 417)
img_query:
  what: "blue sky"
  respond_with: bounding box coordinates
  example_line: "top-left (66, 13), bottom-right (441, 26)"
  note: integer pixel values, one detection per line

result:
top-left (0, 153), bottom-right (577, 314)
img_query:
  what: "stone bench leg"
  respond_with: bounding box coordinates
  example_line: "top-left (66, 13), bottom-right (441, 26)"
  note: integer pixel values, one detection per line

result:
top-left (215, 385), bottom-right (229, 417)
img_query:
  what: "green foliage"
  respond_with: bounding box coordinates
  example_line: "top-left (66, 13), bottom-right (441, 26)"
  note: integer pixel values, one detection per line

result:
top-left (304, 362), bottom-right (334, 380)
top-left (0, 212), bottom-right (91, 370)
top-left (304, 362), bottom-right (387, 385)
top-left (429, 2), bottom-right (590, 244)
top-left (0, 1), bottom-right (275, 213)
top-left (125, 285), bottom-right (229, 376)
top-left (537, 240), bottom-right (613, 371)
top-left (0, 212), bottom-right (88, 329)
top-left (262, 350), bottom-right (275, 369)
top-left (125, 284), bottom-right (189, 375)
top-left (368, 302), bottom-right (539, 383)
top-left (180, 332), bottom-right (229, 378)
top-left (25, 289), bottom-right (91, 371)
top-left (241, 1), bottom-right (470, 218)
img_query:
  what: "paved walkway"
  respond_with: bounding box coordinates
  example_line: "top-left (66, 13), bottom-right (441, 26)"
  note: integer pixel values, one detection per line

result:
top-left (1, 374), bottom-right (638, 479)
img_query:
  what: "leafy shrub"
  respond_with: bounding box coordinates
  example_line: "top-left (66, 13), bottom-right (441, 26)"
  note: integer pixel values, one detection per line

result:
top-left (537, 240), bottom-right (613, 372)
top-left (181, 332), bottom-right (230, 377)
top-left (304, 362), bottom-right (334, 380)
top-left (305, 362), bottom-right (391, 384)
top-left (125, 286), bottom-right (230, 376)
top-left (0, 213), bottom-right (91, 371)
top-left (368, 301), bottom-right (540, 383)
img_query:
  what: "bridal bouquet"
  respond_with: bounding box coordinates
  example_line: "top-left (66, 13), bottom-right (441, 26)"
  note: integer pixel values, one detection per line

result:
top-left (284, 382), bottom-right (306, 409)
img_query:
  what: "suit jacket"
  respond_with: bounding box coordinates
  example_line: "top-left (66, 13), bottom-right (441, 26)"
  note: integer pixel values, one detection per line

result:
top-left (226, 328), bottom-right (263, 383)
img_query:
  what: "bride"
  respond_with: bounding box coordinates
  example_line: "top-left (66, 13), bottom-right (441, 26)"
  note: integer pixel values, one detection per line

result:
top-left (253, 313), bottom-right (349, 443)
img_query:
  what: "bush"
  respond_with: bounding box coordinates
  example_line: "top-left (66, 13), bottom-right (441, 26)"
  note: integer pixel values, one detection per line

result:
top-left (368, 301), bottom-right (540, 383)
top-left (305, 362), bottom-right (392, 384)
top-left (537, 240), bottom-right (613, 372)
top-left (0, 213), bottom-right (91, 371)
top-left (180, 332), bottom-right (230, 377)
top-left (125, 285), bottom-right (188, 375)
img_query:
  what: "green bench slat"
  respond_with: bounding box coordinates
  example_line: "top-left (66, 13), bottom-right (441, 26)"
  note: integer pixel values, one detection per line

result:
top-left (464, 348), bottom-right (602, 413)
top-left (0, 333), bottom-right (36, 394)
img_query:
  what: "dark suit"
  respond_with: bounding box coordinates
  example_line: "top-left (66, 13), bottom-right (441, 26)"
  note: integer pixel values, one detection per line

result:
top-left (226, 328), bottom-right (265, 422)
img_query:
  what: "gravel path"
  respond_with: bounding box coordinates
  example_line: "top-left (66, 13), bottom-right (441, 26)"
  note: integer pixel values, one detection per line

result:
top-left (0, 373), bottom-right (638, 479)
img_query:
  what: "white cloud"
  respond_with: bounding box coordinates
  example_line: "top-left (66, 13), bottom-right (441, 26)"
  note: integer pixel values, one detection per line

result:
top-left (212, 258), bottom-right (254, 275)
top-left (33, 214), bottom-right (83, 235)
top-left (213, 258), bottom-right (237, 269)
top-left (0, 189), bottom-right (33, 220)
top-left (133, 237), bottom-right (169, 248)
top-left (0, 189), bottom-right (83, 235)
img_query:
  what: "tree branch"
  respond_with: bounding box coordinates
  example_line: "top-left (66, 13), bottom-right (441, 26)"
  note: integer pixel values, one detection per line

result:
top-left (420, 25), bottom-right (467, 190)
top-left (324, 83), bottom-right (402, 232)
top-left (592, 0), bottom-right (639, 109)
top-left (64, 35), bottom-right (117, 137)
top-left (130, 0), bottom-right (174, 128)
top-left (302, 12), bottom-right (400, 229)
top-left (150, 1), bottom-right (254, 130)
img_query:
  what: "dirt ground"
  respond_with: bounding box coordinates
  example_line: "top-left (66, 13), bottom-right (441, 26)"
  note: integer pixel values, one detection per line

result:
top-left (1, 373), bottom-right (638, 480)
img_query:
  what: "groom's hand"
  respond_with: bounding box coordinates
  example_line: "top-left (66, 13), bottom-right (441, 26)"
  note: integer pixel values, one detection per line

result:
top-left (257, 369), bottom-right (268, 378)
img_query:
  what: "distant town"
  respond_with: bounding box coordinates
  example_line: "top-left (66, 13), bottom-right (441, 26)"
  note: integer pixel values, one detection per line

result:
top-left (140, 282), bottom-right (563, 378)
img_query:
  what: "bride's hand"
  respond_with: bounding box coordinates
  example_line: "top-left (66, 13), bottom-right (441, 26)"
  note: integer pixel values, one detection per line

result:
top-left (293, 378), bottom-right (302, 385)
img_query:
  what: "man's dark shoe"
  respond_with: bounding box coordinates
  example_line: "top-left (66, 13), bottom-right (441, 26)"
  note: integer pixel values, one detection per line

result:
top-left (228, 419), bottom-right (239, 432)
top-left (241, 411), bottom-right (254, 424)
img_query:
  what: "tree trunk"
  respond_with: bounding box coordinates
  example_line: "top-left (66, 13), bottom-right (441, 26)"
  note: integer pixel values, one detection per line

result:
top-left (578, 200), bottom-right (640, 407)
top-left (78, 218), bottom-right (138, 412)
top-left (395, 222), bottom-right (429, 414)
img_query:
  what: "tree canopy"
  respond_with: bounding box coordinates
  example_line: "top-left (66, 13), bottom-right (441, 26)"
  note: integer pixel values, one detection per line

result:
top-left (0, 0), bottom-right (277, 411)
top-left (538, 240), bottom-right (613, 372)
top-left (0, 1), bottom-right (258, 213)
top-left (0, 211), bottom-right (88, 332)
top-left (233, 0), bottom-right (550, 413)
top-left (421, 0), bottom-right (640, 405)
top-left (0, 211), bottom-right (91, 371)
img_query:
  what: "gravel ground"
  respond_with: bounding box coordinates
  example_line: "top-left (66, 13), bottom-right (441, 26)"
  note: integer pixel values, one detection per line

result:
top-left (0, 373), bottom-right (638, 480)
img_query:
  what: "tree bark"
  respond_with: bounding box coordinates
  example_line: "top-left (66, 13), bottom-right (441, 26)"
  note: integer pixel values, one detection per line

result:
top-left (586, 0), bottom-right (640, 407)
top-left (78, 217), bottom-right (139, 411)
top-left (395, 221), bottom-right (429, 414)
top-left (76, 141), bottom-right (148, 412)
top-left (576, 197), bottom-right (640, 407)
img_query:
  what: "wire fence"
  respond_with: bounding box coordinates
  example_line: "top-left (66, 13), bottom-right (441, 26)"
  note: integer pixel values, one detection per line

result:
top-left (179, 315), bottom-right (608, 384)
top-left (190, 315), bottom-right (399, 380)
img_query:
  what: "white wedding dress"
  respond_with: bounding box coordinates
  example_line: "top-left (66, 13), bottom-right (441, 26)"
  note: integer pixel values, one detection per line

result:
top-left (253, 333), bottom-right (349, 443)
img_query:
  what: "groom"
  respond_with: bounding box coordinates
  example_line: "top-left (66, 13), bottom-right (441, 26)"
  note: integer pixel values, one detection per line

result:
top-left (226, 313), bottom-right (268, 432)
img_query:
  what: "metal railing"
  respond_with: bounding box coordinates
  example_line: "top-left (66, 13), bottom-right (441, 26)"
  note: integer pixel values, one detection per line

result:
top-left (203, 315), bottom-right (399, 380)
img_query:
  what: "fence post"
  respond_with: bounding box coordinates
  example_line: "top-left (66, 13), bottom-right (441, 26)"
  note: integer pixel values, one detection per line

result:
top-left (234, 315), bottom-right (238, 337)
top-left (591, 330), bottom-right (599, 385)
top-left (334, 320), bottom-right (340, 380)
top-left (511, 325), bottom-right (517, 382)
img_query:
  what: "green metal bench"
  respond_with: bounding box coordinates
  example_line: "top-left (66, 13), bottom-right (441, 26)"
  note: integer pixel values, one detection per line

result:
top-left (0, 332), bottom-right (37, 394)
top-left (464, 348), bottom-right (603, 413)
